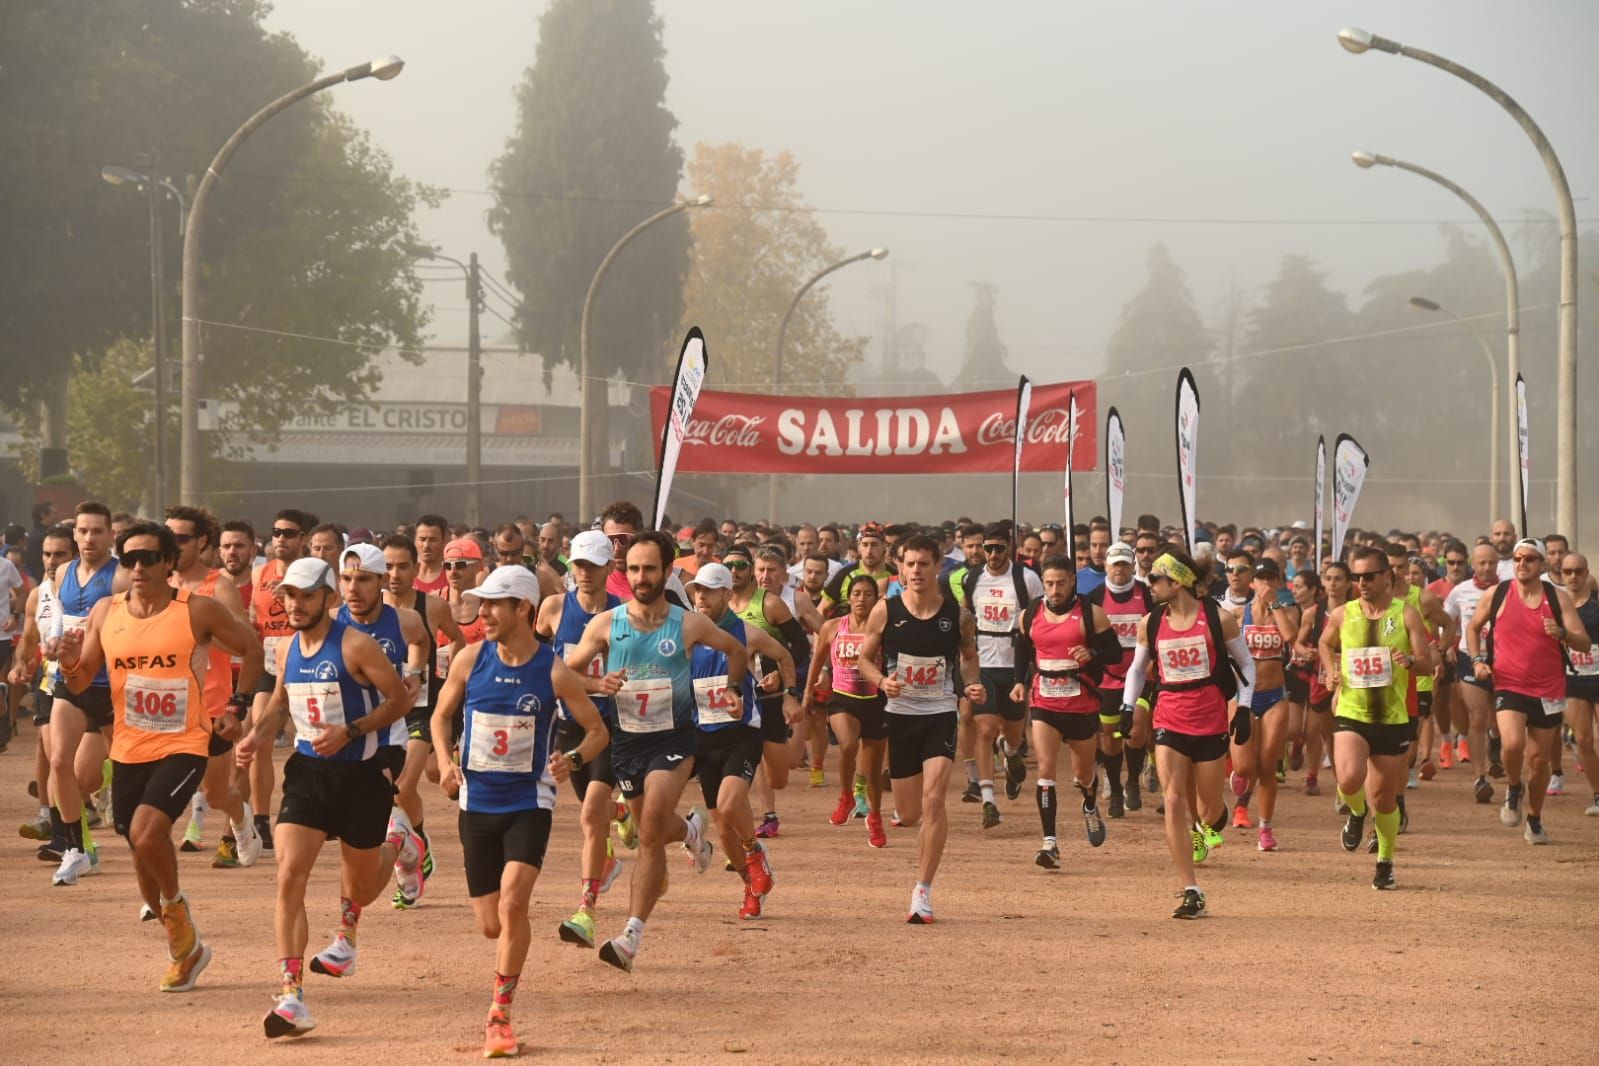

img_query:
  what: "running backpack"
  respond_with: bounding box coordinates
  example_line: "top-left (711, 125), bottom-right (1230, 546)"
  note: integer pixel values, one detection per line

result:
top-left (1145, 598), bottom-right (1240, 702)
top-left (1483, 579), bottom-right (1573, 673)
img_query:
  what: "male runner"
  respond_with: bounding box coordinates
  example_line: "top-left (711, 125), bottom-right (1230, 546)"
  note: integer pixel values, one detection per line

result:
top-left (236, 557), bottom-right (422, 1038)
top-left (1555, 552), bottom-right (1599, 814)
top-left (413, 513), bottom-right (451, 596)
top-left (58, 520), bottom-right (264, 989)
top-left (10, 526), bottom-right (75, 851)
top-left (562, 531), bottom-right (749, 971)
top-left (855, 534), bottom-right (985, 924)
top-left (218, 520), bottom-right (257, 603)
top-left (1444, 543), bottom-right (1502, 803)
top-left (1076, 522), bottom-right (1111, 596)
top-left (1488, 519), bottom-right (1517, 580)
top-left (1088, 541), bottom-right (1154, 815)
top-left (247, 508), bottom-right (314, 852)
top-left (308, 524), bottom-right (344, 567)
top-left (430, 564), bottom-right (608, 1058)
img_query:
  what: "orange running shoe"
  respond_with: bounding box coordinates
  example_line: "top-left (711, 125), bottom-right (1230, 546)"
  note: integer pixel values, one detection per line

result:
top-left (1438, 742), bottom-right (1454, 770)
top-left (1457, 739), bottom-right (1470, 764)
top-left (1231, 803), bottom-right (1251, 829)
top-left (483, 1010), bottom-right (518, 1058)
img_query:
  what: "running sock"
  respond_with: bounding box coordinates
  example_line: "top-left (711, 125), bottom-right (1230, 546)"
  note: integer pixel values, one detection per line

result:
top-left (280, 956), bottom-right (304, 995)
top-left (1125, 744), bottom-right (1147, 783)
top-left (1208, 812), bottom-right (1227, 835)
top-left (853, 773), bottom-right (866, 797)
top-left (964, 758), bottom-right (979, 785)
top-left (1338, 787), bottom-right (1368, 817)
top-left (1105, 752), bottom-right (1125, 796)
top-left (36, 804), bottom-right (49, 821)
top-left (580, 878), bottom-right (600, 911)
top-left (338, 897), bottom-right (362, 945)
top-left (1373, 806), bottom-right (1399, 861)
top-left (979, 780), bottom-right (995, 805)
top-left (741, 838), bottom-right (761, 858)
top-left (492, 971), bottom-right (520, 1012)
top-left (1259, 818), bottom-right (1271, 830)
top-left (62, 814), bottom-right (84, 851)
top-left (623, 916), bottom-right (646, 950)
top-left (255, 813), bottom-right (272, 840)
top-left (49, 806), bottom-right (65, 837)
top-left (1035, 780), bottom-right (1057, 838)
top-left (80, 811), bottom-right (95, 854)
top-left (1075, 777), bottom-right (1096, 810)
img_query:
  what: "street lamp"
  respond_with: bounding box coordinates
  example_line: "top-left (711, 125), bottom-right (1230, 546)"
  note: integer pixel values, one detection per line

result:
top-left (103, 164), bottom-right (188, 513)
top-left (767, 247), bottom-right (889, 521)
top-left (577, 194), bottom-right (713, 522)
top-left (179, 55), bottom-right (405, 503)
top-left (1339, 26), bottom-right (1578, 541)
top-left (405, 243), bottom-right (485, 527)
top-left (1410, 296), bottom-right (1501, 529)
top-left (1350, 150), bottom-right (1520, 531)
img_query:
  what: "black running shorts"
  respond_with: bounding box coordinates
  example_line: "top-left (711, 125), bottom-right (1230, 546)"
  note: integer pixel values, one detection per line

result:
top-left (55, 681), bottom-right (113, 731)
top-left (612, 730), bottom-right (697, 800)
top-left (1152, 729), bottom-right (1228, 763)
top-left (557, 716), bottom-right (616, 799)
top-left (1033, 708), bottom-right (1100, 742)
top-left (277, 752), bottom-right (396, 849)
top-left (459, 807), bottom-right (552, 897)
top-left (111, 753), bottom-right (207, 837)
top-left (887, 711), bottom-right (958, 779)
top-left (758, 694), bottom-right (789, 744)
top-left (827, 692), bottom-right (888, 741)
top-left (974, 667), bottom-right (1025, 722)
top-left (1493, 689), bottom-right (1565, 730)
top-left (1332, 717), bottom-right (1414, 757)
top-left (694, 726), bottom-right (764, 808)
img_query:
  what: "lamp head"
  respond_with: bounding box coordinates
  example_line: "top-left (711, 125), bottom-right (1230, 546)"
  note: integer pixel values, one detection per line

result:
top-left (101, 165), bottom-right (147, 187)
top-left (1350, 151), bottom-right (1378, 169)
top-left (868, 248), bottom-right (889, 260)
top-left (1337, 27), bottom-right (1373, 54)
top-left (692, 194), bottom-right (714, 207)
top-left (368, 55), bottom-right (405, 80)
top-left (1409, 297), bottom-right (1441, 312)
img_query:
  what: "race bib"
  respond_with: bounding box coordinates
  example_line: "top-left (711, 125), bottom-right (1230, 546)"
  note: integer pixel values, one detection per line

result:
top-left (1107, 613), bottom-right (1142, 650)
top-left (1344, 646), bottom-right (1394, 690)
top-left (693, 675), bottom-right (739, 725)
top-left (1158, 635), bottom-right (1210, 683)
top-left (1243, 624), bottom-right (1284, 657)
top-left (835, 635), bottom-right (863, 665)
top-left (897, 653), bottom-right (946, 699)
top-left (1541, 697), bottom-right (1567, 718)
top-left (60, 613), bottom-right (87, 634)
top-left (1570, 649), bottom-right (1598, 677)
top-left (409, 662), bottom-right (429, 710)
top-left (435, 642), bottom-right (451, 680)
top-left (287, 681), bottom-right (346, 737)
top-left (263, 635), bottom-right (288, 675)
top-left (123, 674), bottom-right (188, 734)
top-left (615, 676), bottom-right (674, 734)
top-left (1036, 659), bottom-right (1081, 700)
top-left (977, 585), bottom-right (1018, 633)
top-left (466, 710), bottom-right (537, 773)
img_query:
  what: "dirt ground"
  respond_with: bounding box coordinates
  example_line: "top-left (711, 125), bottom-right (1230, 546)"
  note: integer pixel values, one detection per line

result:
top-left (4, 717), bottom-right (1596, 1065)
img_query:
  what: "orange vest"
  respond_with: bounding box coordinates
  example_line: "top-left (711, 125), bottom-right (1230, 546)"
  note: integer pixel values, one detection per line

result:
top-left (103, 589), bottom-right (210, 763)
top-left (194, 570), bottom-right (234, 717)
top-left (253, 560), bottom-right (293, 672)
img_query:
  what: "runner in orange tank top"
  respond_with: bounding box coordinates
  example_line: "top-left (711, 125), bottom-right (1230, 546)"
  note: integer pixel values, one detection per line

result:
top-left (167, 506), bottom-right (267, 869)
top-left (58, 521), bottom-right (264, 994)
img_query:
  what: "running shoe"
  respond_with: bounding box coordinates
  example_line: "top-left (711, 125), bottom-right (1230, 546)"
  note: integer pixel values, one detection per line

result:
top-left (1473, 776), bottom-right (1494, 804)
top-left (52, 847), bottom-right (91, 886)
top-left (1083, 805), bottom-right (1106, 847)
top-left (483, 1009), bottom-right (518, 1059)
top-left (1523, 819), bottom-right (1550, 845)
top-left (960, 780), bottom-right (982, 804)
top-left (808, 768), bottom-right (826, 788)
top-left (1172, 887), bottom-right (1206, 919)
top-left (1304, 774), bottom-right (1321, 797)
top-left (180, 811), bottom-right (204, 852)
top-left (755, 813), bottom-right (780, 839)
top-left (1229, 771), bottom-right (1248, 798)
top-left (1005, 750), bottom-right (1026, 797)
top-left (18, 812), bottom-right (50, 840)
top-left (1547, 773), bottom-right (1565, 796)
top-left (1289, 740), bottom-right (1304, 772)
top-left (906, 884), bottom-right (935, 925)
top-left (890, 810), bottom-right (904, 828)
top-left (1365, 830), bottom-right (1378, 855)
top-left (1586, 795), bottom-right (1599, 817)
top-left (981, 801), bottom-right (1001, 829)
top-left (392, 827), bottom-right (425, 906)
top-left (745, 842), bottom-right (774, 897)
top-left (559, 909), bottom-right (596, 947)
top-left (828, 792), bottom-right (853, 827)
top-left (1489, 760), bottom-right (1505, 780)
top-left (1340, 810), bottom-right (1366, 853)
top-left (1125, 779), bottom-right (1142, 811)
top-left (1035, 840), bottom-right (1060, 869)
top-left (598, 935), bottom-right (636, 973)
top-left (682, 809), bottom-right (713, 874)
top-left (309, 935), bottom-right (357, 978)
top-left (1191, 828), bottom-right (1210, 865)
top-left (418, 825), bottom-right (434, 881)
top-left (1438, 741), bottom-right (1454, 770)
top-left (600, 848), bottom-right (624, 895)
top-left (1275, 759), bottom-right (1287, 784)
top-left (612, 798), bottom-right (638, 850)
top-left (1398, 796), bottom-right (1409, 835)
top-left (1372, 860), bottom-right (1396, 891)
top-left (1231, 804), bottom-right (1251, 829)
top-left (1500, 785), bottom-right (1523, 827)
top-left (1201, 822), bottom-right (1224, 851)
top-left (236, 812), bottom-right (265, 868)
top-left (853, 792), bottom-right (870, 819)
top-left (1108, 792), bottom-right (1125, 819)
top-left (1143, 762), bottom-right (1160, 793)
top-left (739, 885), bottom-right (764, 920)
top-left (1419, 759), bottom-right (1436, 782)
top-left (1099, 774), bottom-right (1112, 800)
top-left (161, 940), bottom-right (212, 993)
top-left (1456, 738), bottom-right (1470, 764)
top-left (264, 992), bottom-right (316, 1038)
top-left (211, 837), bottom-right (239, 869)
top-left (1407, 769), bottom-right (1420, 790)
top-left (140, 903), bottom-right (158, 922)
top-left (865, 812), bottom-right (888, 849)
top-left (1257, 826), bottom-right (1278, 852)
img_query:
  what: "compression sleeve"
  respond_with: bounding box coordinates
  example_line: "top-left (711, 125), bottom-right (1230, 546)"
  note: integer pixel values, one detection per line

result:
top-left (777, 616), bottom-right (811, 676)
top-left (1121, 642), bottom-right (1152, 703)
top-left (1226, 631), bottom-right (1256, 707)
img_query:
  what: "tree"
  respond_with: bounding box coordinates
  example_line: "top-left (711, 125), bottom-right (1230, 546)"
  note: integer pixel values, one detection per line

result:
top-left (679, 142), bottom-right (866, 394)
top-left (489, 0), bottom-right (688, 479)
top-left (951, 283), bottom-right (1014, 389)
top-left (0, 0), bottom-right (433, 483)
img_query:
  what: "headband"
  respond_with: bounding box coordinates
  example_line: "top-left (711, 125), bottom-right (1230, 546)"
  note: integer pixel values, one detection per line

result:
top-left (1151, 553), bottom-right (1197, 589)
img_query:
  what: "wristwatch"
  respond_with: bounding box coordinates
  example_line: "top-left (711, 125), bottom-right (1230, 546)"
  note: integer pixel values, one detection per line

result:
top-left (345, 722), bottom-right (362, 741)
top-left (785, 686), bottom-right (803, 699)
top-left (565, 748), bottom-right (584, 771)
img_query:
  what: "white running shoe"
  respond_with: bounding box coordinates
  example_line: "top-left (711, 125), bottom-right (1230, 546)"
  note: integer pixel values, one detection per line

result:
top-left (234, 803), bottom-right (264, 868)
top-left (1406, 770), bottom-right (1420, 790)
top-left (682, 809), bottom-right (712, 874)
top-left (52, 847), bottom-right (92, 886)
top-left (907, 883), bottom-right (935, 924)
top-left (1546, 773), bottom-right (1565, 796)
top-left (264, 992), bottom-right (316, 1038)
top-left (1585, 797), bottom-right (1599, 817)
top-left (309, 934), bottom-right (357, 978)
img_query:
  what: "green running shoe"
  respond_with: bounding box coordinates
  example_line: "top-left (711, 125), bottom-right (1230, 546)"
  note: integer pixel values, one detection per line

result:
top-left (1191, 828), bottom-right (1210, 865)
top-left (558, 908), bottom-right (596, 947)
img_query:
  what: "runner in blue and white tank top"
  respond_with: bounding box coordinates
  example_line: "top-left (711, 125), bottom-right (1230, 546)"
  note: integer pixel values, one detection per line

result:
top-left (430, 563), bottom-right (607, 1057)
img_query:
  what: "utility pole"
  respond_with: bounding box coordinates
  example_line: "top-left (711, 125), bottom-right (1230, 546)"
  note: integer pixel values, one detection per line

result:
top-left (147, 174), bottom-right (169, 512)
top-left (466, 252), bottom-right (483, 528)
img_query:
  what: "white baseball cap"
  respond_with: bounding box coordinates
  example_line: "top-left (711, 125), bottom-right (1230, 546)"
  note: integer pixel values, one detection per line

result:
top-left (568, 529), bottom-right (614, 567)
top-left (687, 562), bottom-right (733, 591)
top-left (463, 564), bottom-right (541, 608)
top-left (340, 543), bottom-right (386, 576)
top-left (1512, 537), bottom-right (1545, 559)
top-left (1105, 542), bottom-right (1136, 565)
top-left (278, 557), bottom-right (336, 592)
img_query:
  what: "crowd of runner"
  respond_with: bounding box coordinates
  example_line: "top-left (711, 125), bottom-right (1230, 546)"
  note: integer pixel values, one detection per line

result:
top-left (3, 499), bottom-right (1594, 1056)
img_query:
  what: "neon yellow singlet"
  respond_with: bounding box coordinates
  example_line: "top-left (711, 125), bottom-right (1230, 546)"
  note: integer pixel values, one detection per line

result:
top-left (1335, 597), bottom-right (1411, 726)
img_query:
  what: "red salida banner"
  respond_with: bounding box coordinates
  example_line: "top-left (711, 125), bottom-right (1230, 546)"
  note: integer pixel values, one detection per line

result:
top-left (649, 381), bottom-right (1097, 474)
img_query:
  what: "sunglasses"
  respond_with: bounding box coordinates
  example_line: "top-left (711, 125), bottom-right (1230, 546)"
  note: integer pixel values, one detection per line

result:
top-left (607, 533), bottom-right (633, 546)
top-left (1226, 565), bottom-right (1253, 575)
top-left (1562, 566), bottom-right (1587, 575)
top-left (119, 549), bottom-right (165, 570)
top-left (1445, 557), bottom-right (1468, 566)
top-left (1513, 555), bottom-right (1542, 564)
top-left (724, 560), bottom-right (751, 570)
top-left (442, 559), bottom-right (478, 571)
top-left (1135, 546), bottom-right (1156, 555)
top-left (1351, 569), bottom-right (1388, 582)
top-left (271, 527), bottom-right (302, 539)
top-left (983, 544), bottom-right (1009, 553)
top-left (171, 532), bottom-right (195, 545)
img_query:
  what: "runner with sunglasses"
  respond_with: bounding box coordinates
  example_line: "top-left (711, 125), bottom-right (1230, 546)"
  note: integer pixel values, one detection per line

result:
top-left (1443, 543), bottom-right (1503, 805)
top-left (1235, 559), bottom-right (1299, 851)
top-left (1318, 547), bottom-right (1435, 889)
top-left (1554, 553), bottom-right (1599, 815)
top-left (1088, 542), bottom-right (1154, 815)
top-left (247, 508), bottom-right (315, 854)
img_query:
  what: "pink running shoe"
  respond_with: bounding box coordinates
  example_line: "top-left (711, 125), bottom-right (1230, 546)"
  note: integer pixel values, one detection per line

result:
top-left (1257, 826), bottom-right (1279, 852)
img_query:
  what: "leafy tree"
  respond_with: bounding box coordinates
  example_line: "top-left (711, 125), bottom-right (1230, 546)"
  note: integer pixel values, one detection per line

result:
top-left (0, 0), bottom-right (432, 489)
top-left (679, 142), bottom-right (866, 394)
top-left (488, 0), bottom-right (687, 476)
top-left (952, 283), bottom-right (1014, 389)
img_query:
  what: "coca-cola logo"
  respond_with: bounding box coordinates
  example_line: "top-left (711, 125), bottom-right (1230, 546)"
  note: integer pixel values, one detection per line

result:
top-left (976, 408), bottom-right (1075, 448)
top-left (683, 414), bottom-right (766, 448)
